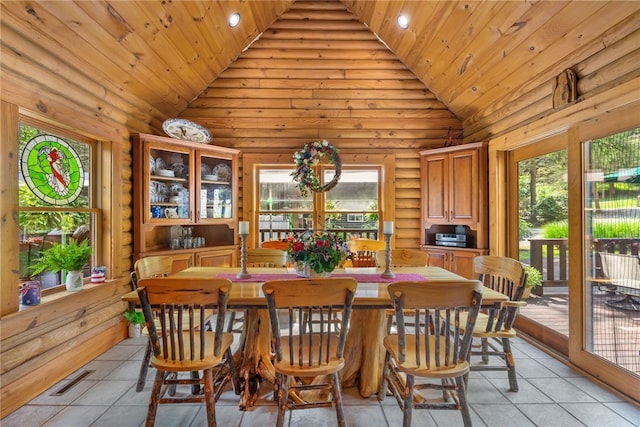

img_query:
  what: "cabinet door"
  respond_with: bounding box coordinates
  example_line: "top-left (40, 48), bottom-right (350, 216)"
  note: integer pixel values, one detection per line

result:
top-left (449, 148), bottom-right (478, 224)
top-left (197, 248), bottom-right (236, 267)
top-left (197, 153), bottom-right (234, 222)
top-left (422, 154), bottom-right (449, 223)
top-left (170, 253), bottom-right (194, 273)
top-left (425, 248), bottom-right (448, 269)
top-left (146, 143), bottom-right (193, 223)
top-left (449, 250), bottom-right (479, 279)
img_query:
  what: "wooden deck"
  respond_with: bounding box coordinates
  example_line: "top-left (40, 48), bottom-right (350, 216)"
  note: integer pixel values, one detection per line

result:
top-left (520, 286), bottom-right (640, 375)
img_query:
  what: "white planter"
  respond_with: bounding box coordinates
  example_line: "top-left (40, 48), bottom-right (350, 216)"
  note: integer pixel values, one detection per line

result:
top-left (128, 323), bottom-right (141, 338)
top-left (65, 270), bottom-right (83, 292)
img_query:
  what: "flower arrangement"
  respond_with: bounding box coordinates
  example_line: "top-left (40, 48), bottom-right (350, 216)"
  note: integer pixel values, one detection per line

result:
top-left (288, 230), bottom-right (347, 275)
top-left (291, 140), bottom-right (342, 197)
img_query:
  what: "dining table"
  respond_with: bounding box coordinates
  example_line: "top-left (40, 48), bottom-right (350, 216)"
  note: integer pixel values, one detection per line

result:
top-left (123, 266), bottom-right (508, 409)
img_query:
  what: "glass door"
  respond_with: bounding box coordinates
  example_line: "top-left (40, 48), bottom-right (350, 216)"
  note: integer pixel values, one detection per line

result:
top-left (509, 138), bottom-right (569, 353)
top-left (582, 129), bottom-right (639, 376)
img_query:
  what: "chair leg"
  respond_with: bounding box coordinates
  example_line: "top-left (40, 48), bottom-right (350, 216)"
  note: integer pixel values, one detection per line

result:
top-left (481, 338), bottom-right (489, 363)
top-left (377, 351), bottom-right (391, 401)
top-left (136, 339), bottom-right (152, 392)
top-left (203, 368), bottom-right (217, 427)
top-left (146, 370), bottom-right (164, 427)
top-left (402, 374), bottom-right (415, 427)
top-left (191, 371), bottom-right (201, 395)
top-left (456, 375), bottom-right (472, 427)
top-left (331, 372), bottom-right (347, 427)
top-left (502, 338), bottom-right (518, 392)
top-left (276, 374), bottom-right (289, 427)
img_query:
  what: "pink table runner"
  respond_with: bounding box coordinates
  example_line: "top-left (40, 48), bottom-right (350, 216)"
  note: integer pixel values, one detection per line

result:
top-left (215, 273), bottom-right (426, 283)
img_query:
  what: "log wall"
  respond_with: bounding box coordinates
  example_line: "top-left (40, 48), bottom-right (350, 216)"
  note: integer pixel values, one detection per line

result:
top-left (0, 0), bottom-right (639, 417)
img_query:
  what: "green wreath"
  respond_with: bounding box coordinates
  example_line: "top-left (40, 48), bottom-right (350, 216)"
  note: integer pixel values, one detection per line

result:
top-left (291, 140), bottom-right (342, 197)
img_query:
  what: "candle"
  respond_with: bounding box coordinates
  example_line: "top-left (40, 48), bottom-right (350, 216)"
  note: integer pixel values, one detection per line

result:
top-left (239, 221), bottom-right (249, 235)
top-left (383, 221), bottom-right (394, 235)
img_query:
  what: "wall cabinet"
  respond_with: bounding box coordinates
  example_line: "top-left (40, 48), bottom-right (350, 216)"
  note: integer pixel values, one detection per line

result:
top-left (133, 133), bottom-right (239, 270)
top-left (420, 142), bottom-right (488, 278)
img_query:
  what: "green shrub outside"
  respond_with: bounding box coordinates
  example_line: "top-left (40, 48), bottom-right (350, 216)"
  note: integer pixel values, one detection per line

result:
top-left (542, 220), bottom-right (639, 239)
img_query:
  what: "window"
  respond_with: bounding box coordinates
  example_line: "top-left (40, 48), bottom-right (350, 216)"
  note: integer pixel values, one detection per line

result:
top-left (257, 166), bottom-right (382, 244)
top-left (18, 123), bottom-right (100, 291)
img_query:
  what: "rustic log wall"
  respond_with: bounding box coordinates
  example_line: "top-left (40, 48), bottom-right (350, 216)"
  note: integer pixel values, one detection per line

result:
top-left (0, 0), bottom-right (639, 417)
top-left (182, 1), bottom-right (460, 249)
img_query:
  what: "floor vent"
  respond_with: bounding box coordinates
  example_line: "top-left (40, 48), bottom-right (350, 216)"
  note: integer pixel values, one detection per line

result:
top-left (51, 370), bottom-right (95, 396)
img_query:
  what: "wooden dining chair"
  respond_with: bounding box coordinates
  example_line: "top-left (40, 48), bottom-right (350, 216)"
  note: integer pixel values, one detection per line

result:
top-left (225, 248), bottom-right (289, 333)
top-left (375, 249), bottom-right (430, 333)
top-left (462, 255), bottom-right (527, 392)
top-left (374, 248), bottom-right (429, 268)
top-left (378, 279), bottom-right (483, 427)
top-left (136, 277), bottom-right (237, 427)
top-left (348, 239), bottom-right (386, 267)
top-left (131, 256), bottom-right (173, 392)
top-left (262, 239), bottom-right (291, 251)
top-left (262, 277), bottom-right (357, 427)
top-left (247, 248), bottom-right (287, 267)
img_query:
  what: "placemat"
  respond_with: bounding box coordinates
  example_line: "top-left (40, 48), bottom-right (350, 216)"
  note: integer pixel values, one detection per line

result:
top-left (215, 273), bottom-right (426, 283)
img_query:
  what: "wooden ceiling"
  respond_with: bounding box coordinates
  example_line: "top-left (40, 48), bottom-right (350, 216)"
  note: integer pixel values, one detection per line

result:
top-left (2, 0), bottom-right (639, 141)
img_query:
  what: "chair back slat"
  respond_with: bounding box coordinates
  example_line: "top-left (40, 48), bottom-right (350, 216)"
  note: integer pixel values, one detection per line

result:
top-left (389, 280), bottom-right (483, 369)
top-left (263, 278), bottom-right (357, 369)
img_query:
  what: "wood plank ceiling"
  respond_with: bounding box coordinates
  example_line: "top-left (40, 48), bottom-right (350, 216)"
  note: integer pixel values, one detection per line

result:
top-left (2, 0), bottom-right (639, 144)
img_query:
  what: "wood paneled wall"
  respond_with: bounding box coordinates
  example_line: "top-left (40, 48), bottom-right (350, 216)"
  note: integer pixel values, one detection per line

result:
top-left (0, 0), bottom-right (638, 418)
top-left (182, 0), bottom-right (460, 249)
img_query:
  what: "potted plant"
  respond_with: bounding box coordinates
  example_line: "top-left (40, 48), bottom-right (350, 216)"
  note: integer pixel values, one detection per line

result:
top-left (123, 309), bottom-right (145, 338)
top-left (522, 265), bottom-right (543, 298)
top-left (29, 238), bottom-right (92, 292)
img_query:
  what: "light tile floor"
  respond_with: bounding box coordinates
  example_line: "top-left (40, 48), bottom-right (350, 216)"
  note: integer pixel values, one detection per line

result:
top-left (4, 335), bottom-right (639, 427)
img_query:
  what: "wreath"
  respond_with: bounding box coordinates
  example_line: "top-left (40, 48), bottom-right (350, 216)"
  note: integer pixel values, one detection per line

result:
top-left (291, 140), bottom-right (342, 197)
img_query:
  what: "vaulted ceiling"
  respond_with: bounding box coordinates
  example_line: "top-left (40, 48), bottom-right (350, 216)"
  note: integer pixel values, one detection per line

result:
top-left (2, 0), bottom-right (639, 143)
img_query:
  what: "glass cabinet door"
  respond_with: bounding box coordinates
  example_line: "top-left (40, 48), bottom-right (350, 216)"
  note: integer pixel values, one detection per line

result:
top-left (197, 153), bottom-right (233, 221)
top-left (147, 144), bottom-right (192, 222)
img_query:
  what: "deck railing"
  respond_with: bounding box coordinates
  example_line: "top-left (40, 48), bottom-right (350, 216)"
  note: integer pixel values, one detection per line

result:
top-left (529, 237), bottom-right (640, 295)
top-left (258, 228), bottom-right (379, 246)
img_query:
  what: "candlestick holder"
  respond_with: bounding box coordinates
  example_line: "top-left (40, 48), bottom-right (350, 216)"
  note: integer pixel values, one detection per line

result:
top-left (237, 232), bottom-right (251, 279)
top-left (381, 232), bottom-right (395, 279)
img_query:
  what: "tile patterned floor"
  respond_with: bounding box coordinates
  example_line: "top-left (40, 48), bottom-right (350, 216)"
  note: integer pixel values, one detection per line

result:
top-left (4, 335), bottom-right (639, 427)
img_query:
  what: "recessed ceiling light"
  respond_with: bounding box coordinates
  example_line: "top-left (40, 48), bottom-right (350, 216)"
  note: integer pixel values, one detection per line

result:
top-left (397, 14), bottom-right (409, 29)
top-left (229, 12), bottom-right (240, 28)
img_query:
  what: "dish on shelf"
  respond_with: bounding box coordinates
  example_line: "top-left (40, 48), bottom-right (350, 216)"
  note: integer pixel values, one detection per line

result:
top-left (156, 169), bottom-right (174, 177)
top-left (169, 183), bottom-right (187, 196)
top-left (149, 155), bottom-right (155, 174)
top-left (155, 157), bottom-right (167, 171)
top-left (213, 163), bottom-right (231, 181)
top-left (201, 164), bottom-right (212, 177)
top-left (203, 174), bottom-right (218, 181)
top-left (170, 163), bottom-right (187, 178)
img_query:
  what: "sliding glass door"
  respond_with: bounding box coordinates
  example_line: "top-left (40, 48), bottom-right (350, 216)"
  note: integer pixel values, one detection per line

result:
top-left (582, 129), bottom-right (639, 376)
top-left (509, 139), bottom-right (569, 352)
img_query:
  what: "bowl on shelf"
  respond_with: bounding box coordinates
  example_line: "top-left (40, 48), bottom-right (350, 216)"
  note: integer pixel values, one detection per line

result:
top-left (203, 174), bottom-right (218, 181)
top-left (156, 169), bottom-right (175, 177)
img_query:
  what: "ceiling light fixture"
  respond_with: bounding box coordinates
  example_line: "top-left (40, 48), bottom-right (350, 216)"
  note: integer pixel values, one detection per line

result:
top-left (397, 14), bottom-right (409, 29)
top-left (229, 12), bottom-right (240, 28)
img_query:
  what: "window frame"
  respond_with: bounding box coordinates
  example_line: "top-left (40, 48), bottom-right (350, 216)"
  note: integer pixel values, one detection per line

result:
top-left (242, 151), bottom-right (396, 249)
top-left (256, 164), bottom-right (383, 243)
top-left (15, 116), bottom-right (104, 298)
